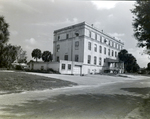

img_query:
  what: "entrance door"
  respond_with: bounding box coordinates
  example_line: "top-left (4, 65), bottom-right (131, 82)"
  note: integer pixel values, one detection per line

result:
top-left (73, 66), bottom-right (81, 75)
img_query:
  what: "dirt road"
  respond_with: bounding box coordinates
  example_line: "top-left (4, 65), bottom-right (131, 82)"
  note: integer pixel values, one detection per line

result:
top-left (0, 72), bottom-right (150, 119)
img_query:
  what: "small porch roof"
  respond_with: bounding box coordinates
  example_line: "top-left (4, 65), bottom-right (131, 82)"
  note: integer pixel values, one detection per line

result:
top-left (105, 58), bottom-right (123, 63)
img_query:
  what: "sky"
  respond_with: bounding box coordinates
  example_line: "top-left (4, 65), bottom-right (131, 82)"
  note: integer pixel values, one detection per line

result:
top-left (0, 0), bottom-right (149, 68)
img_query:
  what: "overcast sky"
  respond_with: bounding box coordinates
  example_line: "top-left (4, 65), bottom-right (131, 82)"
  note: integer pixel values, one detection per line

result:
top-left (0, 0), bottom-right (149, 67)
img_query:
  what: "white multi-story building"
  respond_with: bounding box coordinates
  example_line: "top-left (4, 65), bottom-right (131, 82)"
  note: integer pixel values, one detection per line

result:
top-left (53, 22), bottom-right (124, 75)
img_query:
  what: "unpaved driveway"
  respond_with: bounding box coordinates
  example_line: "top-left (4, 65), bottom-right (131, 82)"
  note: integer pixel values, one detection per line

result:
top-left (0, 72), bottom-right (150, 119)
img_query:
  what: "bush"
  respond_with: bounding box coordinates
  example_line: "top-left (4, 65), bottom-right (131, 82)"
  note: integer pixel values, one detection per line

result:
top-left (15, 65), bottom-right (23, 70)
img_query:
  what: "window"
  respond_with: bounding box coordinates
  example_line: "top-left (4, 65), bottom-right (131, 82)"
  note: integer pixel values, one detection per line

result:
top-left (115, 51), bottom-right (117, 57)
top-left (95, 34), bottom-right (97, 40)
top-left (104, 39), bottom-right (107, 43)
top-left (56, 45), bottom-right (60, 52)
top-left (99, 57), bottom-right (102, 65)
top-left (108, 40), bottom-right (110, 46)
top-left (75, 41), bottom-right (79, 50)
top-left (115, 43), bottom-right (117, 48)
top-left (64, 55), bottom-right (68, 60)
top-left (75, 32), bottom-right (79, 36)
top-left (108, 49), bottom-right (110, 56)
top-left (100, 36), bottom-right (102, 42)
top-left (87, 55), bottom-right (91, 64)
top-left (62, 64), bottom-right (65, 70)
top-left (56, 56), bottom-right (59, 62)
top-left (66, 34), bottom-right (69, 39)
top-left (104, 47), bottom-right (106, 55)
top-left (89, 31), bottom-right (91, 37)
top-left (94, 44), bottom-right (97, 52)
top-left (88, 42), bottom-right (91, 50)
top-left (68, 64), bottom-right (71, 70)
top-left (94, 56), bottom-right (97, 65)
top-left (112, 50), bottom-right (114, 57)
top-left (99, 46), bottom-right (102, 53)
top-left (104, 59), bottom-right (106, 63)
top-left (75, 55), bottom-right (79, 62)
top-left (58, 36), bottom-right (60, 40)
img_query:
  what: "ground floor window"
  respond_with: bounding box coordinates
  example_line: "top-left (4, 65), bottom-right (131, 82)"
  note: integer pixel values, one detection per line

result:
top-left (62, 64), bottom-right (65, 70)
top-left (75, 55), bottom-right (79, 62)
top-left (68, 64), bottom-right (71, 70)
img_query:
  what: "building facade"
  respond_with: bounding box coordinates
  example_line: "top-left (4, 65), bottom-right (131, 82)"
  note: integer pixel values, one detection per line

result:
top-left (53, 22), bottom-right (124, 75)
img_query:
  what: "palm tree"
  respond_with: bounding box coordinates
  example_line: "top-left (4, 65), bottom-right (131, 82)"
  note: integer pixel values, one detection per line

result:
top-left (31, 48), bottom-right (42, 62)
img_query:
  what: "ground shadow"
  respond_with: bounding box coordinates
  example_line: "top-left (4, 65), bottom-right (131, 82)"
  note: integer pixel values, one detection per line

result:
top-left (0, 94), bottom-right (142, 119)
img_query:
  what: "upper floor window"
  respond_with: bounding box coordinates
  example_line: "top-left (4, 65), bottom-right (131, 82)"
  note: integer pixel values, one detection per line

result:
top-left (108, 49), bottom-right (110, 56)
top-left (64, 55), bottom-right (68, 60)
top-left (108, 40), bottom-right (110, 46)
top-left (88, 42), bottom-right (91, 50)
top-left (89, 31), bottom-right (91, 37)
top-left (99, 57), bottom-right (102, 65)
top-left (66, 34), bottom-right (69, 39)
top-left (75, 55), bottom-right (79, 62)
top-left (115, 51), bottom-right (117, 57)
top-left (56, 45), bottom-right (60, 52)
top-left (112, 50), bottom-right (114, 57)
top-left (87, 55), bottom-right (91, 64)
top-left (95, 34), bottom-right (97, 40)
top-left (100, 36), bottom-right (102, 43)
top-left (104, 47), bottom-right (106, 55)
top-left (94, 44), bottom-right (97, 52)
top-left (75, 41), bottom-right (79, 50)
top-left (56, 56), bottom-right (59, 62)
top-left (58, 36), bottom-right (60, 40)
top-left (99, 46), bottom-right (102, 53)
top-left (94, 56), bottom-right (97, 65)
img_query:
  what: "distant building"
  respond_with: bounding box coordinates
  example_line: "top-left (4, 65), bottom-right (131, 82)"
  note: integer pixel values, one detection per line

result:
top-left (52, 22), bottom-right (124, 75)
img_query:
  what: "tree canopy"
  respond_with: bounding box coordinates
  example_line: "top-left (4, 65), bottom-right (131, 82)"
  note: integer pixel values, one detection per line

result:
top-left (131, 1), bottom-right (150, 50)
top-left (42, 51), bottom-right (52, 62)
top-left (0, 16), bottom-right (9, 44)
top-left (118, 49), bottom-right (140, 73)
top-left (31, 48), bottom-right (42, 62)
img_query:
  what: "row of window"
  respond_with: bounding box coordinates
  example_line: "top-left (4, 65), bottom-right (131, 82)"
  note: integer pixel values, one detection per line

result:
top-left (62, 64), bottom-right (71, 70)
top-left (88, 42), bottom-right (118, 57)
top-left (56, 41), bottom-right (79, 52)
top-left (86, 29), bottom-right (123, 50)
top-left (87, 55), bottom-right (105, 65)
top-left (57, 33), bottom-right (79, 41)
top-left (56, 55), bottom-right (79, 62)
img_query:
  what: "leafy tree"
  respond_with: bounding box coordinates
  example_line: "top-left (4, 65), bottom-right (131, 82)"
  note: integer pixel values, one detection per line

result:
top-left (15, 46), bottom-right (27, 63)
top-left (118, 49), bottom-right (140, 73)
top-left (131, 1), bottom-right (150, 50)
top-left (0, 16), bottom-right (9, 44)
top-left (31, 48), bottom-right (42, 62)
top-left (147, 62), bottom-right (150, 70)
top-left (0, 16), bottom-right (9, 67)
top-left (42, 51), bottom-right (52, 62)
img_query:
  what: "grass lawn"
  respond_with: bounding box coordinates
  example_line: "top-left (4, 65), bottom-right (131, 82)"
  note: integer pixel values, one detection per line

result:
top-left (0, 71), bottom-right (77, 94)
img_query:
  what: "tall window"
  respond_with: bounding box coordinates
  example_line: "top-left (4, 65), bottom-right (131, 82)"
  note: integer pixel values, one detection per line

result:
top-left (100, 36), bottom-right (102, 42)
top-left (64, 55), bottom-right (68, 60)
top-left (75, 41), bottom-right (79, 50)
top-left (99, 57), bottom-right (102, 65)
top-left (75, 55), bottom-right (79, 62)
top-left (66, 34), bottom-right (69, 39)
top-left (94, 44), bottom-right (97, 52)
top-left (99, 46), bottom-right (102, 53)
top-left (104, 47), bottom-right (106, 55)
top-left (108, 40), bottom-right (110, 46)
top-left (89, 31), bottom-right (91, 37)
top-left (62, 64), bottom-right (65, 70)
top-left (87, 55), bottom-right (91, 64)
top-left (56, 56), bottom-right (59, 62)
top-left (115, 51), bottom-right (117, 57)
top-left (95, 34), bottom-right (97, 40)
top-left (94, 56), bottom-right (97, 65)
top-left (112, 50), bottom-right (114, 57)
top-left (68, 64), bottom-right (71, 70)
top-left (56, 45), bottom-right (60, 52)
top-left (58, 36), bottom-right (60, 40)
top-left (88, 42), bottom-right (91, 50)
top-left (108, 49), bottom-right (110, 56)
